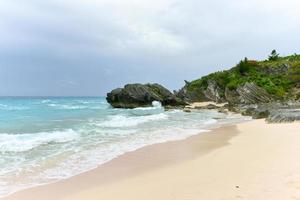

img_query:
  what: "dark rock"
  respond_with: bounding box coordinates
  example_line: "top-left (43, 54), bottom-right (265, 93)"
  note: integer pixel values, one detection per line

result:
top-left (225, 88), bottom-right (240, 105)
top-left (267, 109), bottom-right (300, 123)
top-left (241, 107), bottom-right (256, 116)
top-left (262, 63), bottom-right (290, 75)
top-left (175, 81), bottom-right (210, 102)
top-left (252, 108), bottom-right (270, 119)
top-left (236, 82), bottom-right (273, 104)
top-left (107, 83), bottom-right (186, 108)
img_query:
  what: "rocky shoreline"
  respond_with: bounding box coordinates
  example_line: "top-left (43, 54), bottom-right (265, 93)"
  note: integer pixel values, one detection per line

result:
top-left (106, 54), bottom-right (300, 123)
top-left (106, 82), bottom-right (300, 123)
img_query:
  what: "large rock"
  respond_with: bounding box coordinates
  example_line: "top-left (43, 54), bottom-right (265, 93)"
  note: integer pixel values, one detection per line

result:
top-left (175, 80), bottom-right (209, 102)
top-left (203, 80), bottom-right (226, 103)
top-left (266, 101), bottom-right (300, 123)
top-left (262, 63), bottom-right (290, 75)
top-left (175, 80), bottom-right (226, 103)
top-left (225, 87), bottom-right (240, 105)
top-left (236, 82), bottom-right (273, 104)
top-left (267, 109), bottom-right (300, 123)
top-left (107, 83), bottom-right (186, 108)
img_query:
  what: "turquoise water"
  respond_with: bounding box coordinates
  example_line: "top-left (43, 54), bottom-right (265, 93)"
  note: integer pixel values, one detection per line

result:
top-left (0, 97), bottom-right (248, 197)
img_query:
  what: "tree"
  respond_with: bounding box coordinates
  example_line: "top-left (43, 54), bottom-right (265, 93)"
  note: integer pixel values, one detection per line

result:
top-left (268, 49), bottom-right (279, 61)
top-left (238, 57), bottom-right (250, 75)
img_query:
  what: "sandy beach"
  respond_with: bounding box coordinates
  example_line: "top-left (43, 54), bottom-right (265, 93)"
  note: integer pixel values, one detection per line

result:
top-left (3, 119), bottom-right (300, 200)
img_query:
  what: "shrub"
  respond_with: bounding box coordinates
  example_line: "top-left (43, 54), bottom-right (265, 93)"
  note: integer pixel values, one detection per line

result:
top-left (237, 57), bottom-right (251, 75)
top-left (268, 49), bottom-right (280, 61)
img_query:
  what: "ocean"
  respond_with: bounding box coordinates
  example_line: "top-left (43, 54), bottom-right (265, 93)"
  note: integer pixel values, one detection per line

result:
top-left (0, 97), bottom-right (248, 197)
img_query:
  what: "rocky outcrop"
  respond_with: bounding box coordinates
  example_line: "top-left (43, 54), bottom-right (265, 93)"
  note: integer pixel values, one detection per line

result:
top-left (267, 109), bottom-right (300, 123)
top-left (262, 63), bottom-right (290, 75)
top-left (203, 80), bottom-right (226, 103)
top-left (225, 88), bottom-right (240, 105)
top-left (107, 83), bottom-right (186, 108)
top-left (236, 82), bottom-right (273, 104)
top-left (175, 81), bottom-right (209, 102)
top-left (229, 101), bottom-right (300, 122)
top-left (177, 81), bottom-right (274, 105)
top-left (175, 80), bottom-right (226, 103)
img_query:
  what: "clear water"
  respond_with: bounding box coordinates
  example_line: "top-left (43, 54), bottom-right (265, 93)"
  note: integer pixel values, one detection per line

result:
top-left (0, 97), bottom-right (249, 197)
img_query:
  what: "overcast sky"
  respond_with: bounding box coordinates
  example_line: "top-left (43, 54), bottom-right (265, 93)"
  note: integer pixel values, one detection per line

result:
top-left (1, 0), bottom-right (300, 96)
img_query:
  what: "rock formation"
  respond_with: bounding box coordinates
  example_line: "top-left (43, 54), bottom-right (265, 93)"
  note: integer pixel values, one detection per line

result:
top-left (107, 83), bottom-right (186, 108)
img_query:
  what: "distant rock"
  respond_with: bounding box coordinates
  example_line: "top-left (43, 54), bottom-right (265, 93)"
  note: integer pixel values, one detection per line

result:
top-left (194, 104), bottom-right (220, 110)
top-left (262, 63), bottom-right (290, 75)
top-left (107, 83), bottom-right (186, 108)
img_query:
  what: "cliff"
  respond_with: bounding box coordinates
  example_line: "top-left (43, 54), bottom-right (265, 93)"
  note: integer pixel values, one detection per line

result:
top-left (176, 54), bottom-right (300, 105)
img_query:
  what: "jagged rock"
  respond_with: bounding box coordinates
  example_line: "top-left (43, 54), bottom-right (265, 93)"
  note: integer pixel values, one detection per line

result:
top-left (203, 80), bottom-right (226, 103)
top-left (106, 83), bottom-right (186, 108)
top-left (267, 109), bottom-right (300, 123)
top-left (175, 81), bottom-right (209, 102)
top-left (225, 87), bottom-right (240, 105)
top-left (263, 63), bottom-right (290, 75)
top-left (252, 108), bottom-right (270, 119)
top-left (237, 82), bottom-right (273, 104)
top-left (241, 107), bottom-right (256, 116)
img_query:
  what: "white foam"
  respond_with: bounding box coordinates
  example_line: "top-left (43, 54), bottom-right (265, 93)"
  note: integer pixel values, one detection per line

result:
top-left (0, 129), bottom-right (79, 153)
top-left (41, 100), bottom-right (51, 103)
top-left (0, 98), bottom-right (250, 198)
top-left (0, 104), bottom-right (29, 111)
top-left (47, 104), bottom-right (87, 110)
top-left (152, 101), bottom-right (162, 108)
top-left (97, 113), bottom-right (168, 128)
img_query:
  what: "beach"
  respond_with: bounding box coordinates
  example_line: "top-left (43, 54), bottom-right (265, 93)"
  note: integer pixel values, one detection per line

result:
top-left (3, 119), bottom-right (300, 200)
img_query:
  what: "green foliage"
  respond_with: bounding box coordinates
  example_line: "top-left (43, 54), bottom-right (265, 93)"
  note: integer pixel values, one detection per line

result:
top-left (287, 63), bottom-right (300, 83)
top-left (237, 57), bottom-right (250, 75)
top-left (286, 54), bottom-right (300, 62)
top-left (268, 49), bottom-right (280, 61)
top-left (186, 53), bottom-right (300, 100)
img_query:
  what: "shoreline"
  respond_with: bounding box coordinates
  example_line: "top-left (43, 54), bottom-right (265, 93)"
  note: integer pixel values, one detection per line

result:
top-left (1, 122), bottom-right (240, 200)
top-left (3, 119), bottom-right (300, 200)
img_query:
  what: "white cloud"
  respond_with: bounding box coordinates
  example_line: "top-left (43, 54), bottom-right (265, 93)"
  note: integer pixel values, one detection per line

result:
top-left (1, 0), bottom-right (300, 95)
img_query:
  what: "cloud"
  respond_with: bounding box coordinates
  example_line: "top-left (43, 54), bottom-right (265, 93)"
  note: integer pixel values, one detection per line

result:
top-left (0, 0), bottom-right (300, 96)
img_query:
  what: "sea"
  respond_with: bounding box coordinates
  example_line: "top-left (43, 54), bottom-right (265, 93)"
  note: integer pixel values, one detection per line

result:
top-left (0, 97), bottom-right (249, 197)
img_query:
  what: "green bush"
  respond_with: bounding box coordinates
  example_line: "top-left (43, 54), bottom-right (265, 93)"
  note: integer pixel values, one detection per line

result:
top-left (186, 53), bottom-right (300, 100)
top-left (237, 58), bottom-right (250, 75)
top-left (268, 49), bottom-right (280, 61)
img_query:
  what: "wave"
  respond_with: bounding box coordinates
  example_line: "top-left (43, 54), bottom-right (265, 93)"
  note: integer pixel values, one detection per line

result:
top-left (41, 100), bottom-right (51, 103)
top-left (130, 101), bottom-right (164, 116)
top-left (0, 129), bottom-right (80, 153)
top-left (47, 104), bottom-right (87, 110)
top-left (96, 113), bottom-right (168, 128)
top-left (0, 104), bottom-right (29, 111)
top-left (47, 103), bottom-right (106, 110)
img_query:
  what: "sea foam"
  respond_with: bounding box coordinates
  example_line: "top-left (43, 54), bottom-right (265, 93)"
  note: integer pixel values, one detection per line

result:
top-left (0, 129), bottom-right (79, 153)
top-left (97, 113), bottom-right (168, 128)
top-left (0, 97), bottom-right (249, 198)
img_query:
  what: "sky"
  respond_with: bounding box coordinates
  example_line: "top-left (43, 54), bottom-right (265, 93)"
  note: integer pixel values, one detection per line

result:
top-left (1, 0), bottom-right (300, 96)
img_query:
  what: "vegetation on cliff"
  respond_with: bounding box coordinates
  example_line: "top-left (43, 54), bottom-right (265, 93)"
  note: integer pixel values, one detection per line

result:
top-left (184, 51), bottom-right (300, 102)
